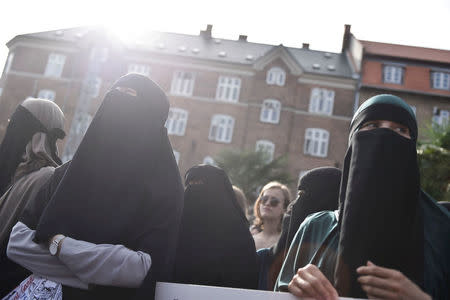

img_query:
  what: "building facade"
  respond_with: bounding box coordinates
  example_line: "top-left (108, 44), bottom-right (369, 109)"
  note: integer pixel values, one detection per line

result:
top-left (343, 25), bottom-right (450, 138)
top-left (0, 25), bottom-right (359, 189)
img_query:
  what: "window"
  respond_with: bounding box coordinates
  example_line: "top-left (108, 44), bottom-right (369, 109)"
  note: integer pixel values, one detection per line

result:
top-left (383, 65), bottom-right (403, 84)
top-left (5, 52), bottom-right (14, 74)
top-left (38, 89), bottom-right (56, 101)
top-left (215, 76), bottom-right (241, 102)
top-left (255, 140), bottom-right (275, 162)
top-left (171, 71), bottom-right (195, 96)
top-left (266, 67), bottom-right (286, 86)
top-left (173, 150), bottom-right (180, 165)
top-left (165, 108), bottom-right (188, 136)
top-left (74, 112), bottom-right (93, 136)
top-left (309, 88), bottom-right (335, 115)
top-left (44, 53), bottom-right (66, 78)
top-left (87, 77), bottom-right (102, 98)
top-left (90, 47), bottom-right (109, 62)
top-left (260, 99), bottom-right (281, 124)
top-left (304, 128), bottom-right (329, 158)
top-left (128, 64), bottom-right (151, 77)
top-left (432, 107), bottom-right (449, 126)
top-left (431, 72), bottom-right (450, 90)
top-left (209, 114), bottom-right (234, 143)
top-left (203, 156), bottom-right (216, 166)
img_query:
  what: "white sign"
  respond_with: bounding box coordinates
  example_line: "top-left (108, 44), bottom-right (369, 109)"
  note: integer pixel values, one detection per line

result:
top-left (156, 282), bottom-right (362, 300)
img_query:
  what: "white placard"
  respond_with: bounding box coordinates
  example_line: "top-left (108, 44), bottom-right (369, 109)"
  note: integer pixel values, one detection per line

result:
top-left (156, 282), bottom-right (362, 300)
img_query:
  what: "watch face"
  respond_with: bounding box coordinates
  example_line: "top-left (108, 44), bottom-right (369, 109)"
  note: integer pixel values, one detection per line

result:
top-left (49, 241), bottom-right (58, 255)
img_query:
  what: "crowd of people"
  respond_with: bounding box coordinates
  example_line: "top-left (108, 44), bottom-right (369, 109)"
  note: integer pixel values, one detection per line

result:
top-left (0, 73), bottom-right (448, 300)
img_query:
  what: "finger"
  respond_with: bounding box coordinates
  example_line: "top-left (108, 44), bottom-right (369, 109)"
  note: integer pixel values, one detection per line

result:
top-left (307, 266), bottom-right (339, 299)
top-left (288, 278), bottom-right (305, 298)
top-left (361, 284), bottom-right (398, 299)
top-left (358, 275), bottom-right (399, 292)
top-left (300, 270), bottom-right (331, 300)
top-left (356, 264), bottom-right (401, 279)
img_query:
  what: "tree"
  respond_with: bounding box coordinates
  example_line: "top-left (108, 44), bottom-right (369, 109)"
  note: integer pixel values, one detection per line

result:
top-left (417, 123), bottom-right (450, 202)
top-left (214, 149), bottom-right (293, 204)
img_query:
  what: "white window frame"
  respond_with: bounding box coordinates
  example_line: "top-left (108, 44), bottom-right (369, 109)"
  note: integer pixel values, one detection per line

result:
top-left (38, 89), bottom-right (56, 101)
top-left (304, 128), bottom-right (329, 158)
top-left (255, 140), bottom-right (275, 162)
top-left (260, 99), bottom-right (281, 124)
top-left (431, 71), bottom-right (450, 90)
top-left (432, 108), bottom-right (449, 126)
top-left (5, 52), bottom-right (14, 74)
top-left (309, 88), bottom-right (335, 115)
top-left (383, 65), bottom-right (403, 84)
top-left (208, 114), bottom-right (234, 143)
top-left (266, 67), bottom-right (286, 86)
top-left (128, 63), bottom-right (151, 77)
top-left (170, 71), bottom-right (195, 96)
top-left (44, 53), bottom-right (66, 78)
top-left (173, 150), bottom-right (180, 165)
top-left (215, 76), bottom-right (241, 102)
top-left (203, 156), bottom-right (216, 166)
top-left (165, 108), bottom-right (188, 136)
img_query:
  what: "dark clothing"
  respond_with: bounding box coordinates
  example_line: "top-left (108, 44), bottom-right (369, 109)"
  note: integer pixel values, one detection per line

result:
top-left (35, 74), bottom-right (184, 300)
top-left (276, 193), bottom-right (450, 299)
top-left (174, 165), bottom-right (258, 289)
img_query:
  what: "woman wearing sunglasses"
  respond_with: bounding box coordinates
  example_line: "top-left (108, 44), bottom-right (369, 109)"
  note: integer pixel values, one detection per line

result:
top-left (252, 182), bottom-right (291, 250)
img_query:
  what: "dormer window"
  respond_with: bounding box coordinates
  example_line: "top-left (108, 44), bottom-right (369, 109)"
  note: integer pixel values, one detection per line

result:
top-left (266, 67), bottom-right (286, 86)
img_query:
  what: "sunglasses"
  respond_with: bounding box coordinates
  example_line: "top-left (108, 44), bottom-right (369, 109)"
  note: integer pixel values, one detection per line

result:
top-left (260, 195), bottom-right (281, 207)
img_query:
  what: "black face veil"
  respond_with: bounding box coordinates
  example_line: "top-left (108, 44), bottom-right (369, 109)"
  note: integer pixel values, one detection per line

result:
top-left (334, 94), bottom-right (424, 298)
top-left (174, 165), bottom-right (258, 289)
top-left (35, 74), bottom-right (184, 298)
top-left (0, 105), bottom-right (64, 196)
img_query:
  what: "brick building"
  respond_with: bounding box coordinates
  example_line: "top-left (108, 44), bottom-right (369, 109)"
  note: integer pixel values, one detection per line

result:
top-left (0, 25), bottom-right (358, 188)
top-left (343, 25), bottom-right (450, 138)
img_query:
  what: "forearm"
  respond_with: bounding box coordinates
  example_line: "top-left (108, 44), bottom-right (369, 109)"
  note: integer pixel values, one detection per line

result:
top-left (7, 222), bottom-right (88, 289)
top-left (58, 237), bottom-right (151, 288)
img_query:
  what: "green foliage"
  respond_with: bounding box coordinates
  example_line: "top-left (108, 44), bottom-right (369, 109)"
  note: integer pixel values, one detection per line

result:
top-left (418, 123), bottom-right (450, 202)
top-left (214, 149), bottom-right (293, 203)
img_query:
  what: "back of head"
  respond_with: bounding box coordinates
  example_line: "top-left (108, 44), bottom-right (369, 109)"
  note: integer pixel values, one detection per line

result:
top-left (233, 185), bottom-right (248, 217)
top-left (175, 164), bottom-right (257, 289)
top-left (21, 98), bottom-right (64, 132)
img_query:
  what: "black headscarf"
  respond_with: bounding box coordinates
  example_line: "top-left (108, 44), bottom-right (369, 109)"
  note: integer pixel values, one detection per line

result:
top-left (0, 105), bottom-right (65, 196)
top-left (174, 165), bottom-right (258, 289)
top-left (334, 94), bottom-right (424, 298)
top-left (35, 74), bottom-right (184, 299)
top-left (267, 167), bottom-right (341, 290)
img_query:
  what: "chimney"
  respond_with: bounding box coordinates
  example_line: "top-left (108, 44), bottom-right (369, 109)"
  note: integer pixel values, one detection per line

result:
top-left (341, 24), bottom-right (351, 52)
top-left (200, 24), bottom-right (213, 39)
top-left (302, 43), bottom-right (310, 49)
top-left (238, 35), bottom-right (247, 42)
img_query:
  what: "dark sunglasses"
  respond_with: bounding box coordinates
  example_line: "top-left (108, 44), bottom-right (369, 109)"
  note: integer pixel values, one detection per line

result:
top-left (260, 195), bottom-right (281, 207)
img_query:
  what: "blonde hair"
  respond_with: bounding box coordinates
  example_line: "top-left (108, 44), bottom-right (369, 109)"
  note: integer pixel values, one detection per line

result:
top-left (252, 181), bottom-right (291, 232)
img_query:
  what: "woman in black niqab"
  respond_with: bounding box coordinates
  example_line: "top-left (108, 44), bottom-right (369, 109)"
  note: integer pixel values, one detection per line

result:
top-left (334, 94), bottom-right (424, 298)
top-left (34, 74), bottom-right (184, 299)
top-left (174, 165), bottom-right (258, 289)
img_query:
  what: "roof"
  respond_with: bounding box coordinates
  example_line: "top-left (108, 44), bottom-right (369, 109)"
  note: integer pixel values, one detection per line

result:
top-left (360, 40), bottom-right (450, 64)
top-left (10, 27), bottom-right (355, 78)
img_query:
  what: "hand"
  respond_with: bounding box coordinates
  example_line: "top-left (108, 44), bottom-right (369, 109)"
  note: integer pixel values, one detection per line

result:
top-left (288, 264), bottom-right (339, 300)
top-left (357, 261), bottom-right (431, 300)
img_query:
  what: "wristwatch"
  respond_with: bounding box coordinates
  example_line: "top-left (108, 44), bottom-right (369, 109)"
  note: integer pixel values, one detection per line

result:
top-left (49, 234), bottom-right (66, 256)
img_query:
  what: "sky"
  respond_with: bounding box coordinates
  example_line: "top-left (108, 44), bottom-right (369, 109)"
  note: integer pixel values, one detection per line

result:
top-left (1, 0), bottom-right (450, 70)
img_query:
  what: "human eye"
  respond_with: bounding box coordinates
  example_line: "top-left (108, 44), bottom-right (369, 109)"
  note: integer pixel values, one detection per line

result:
top-left (361, 122), bottom-right (378, 129)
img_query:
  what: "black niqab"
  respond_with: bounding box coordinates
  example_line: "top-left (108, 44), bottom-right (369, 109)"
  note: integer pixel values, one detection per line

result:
top-left (174, 165), bottom-right (258, 289)
top-left (334, 95), bottom-right (423, 298)
top-left (0, 105), bottom-right (64, 196)
top-left (35, 74), bottom-right (184, 299)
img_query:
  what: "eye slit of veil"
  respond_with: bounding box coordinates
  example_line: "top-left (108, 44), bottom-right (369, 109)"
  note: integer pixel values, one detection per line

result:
top-left (187, 179), bottom-right (205, 186)
top-left (115, 86), bottom-right (137, 97)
